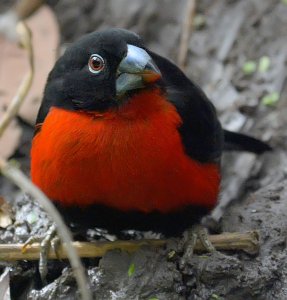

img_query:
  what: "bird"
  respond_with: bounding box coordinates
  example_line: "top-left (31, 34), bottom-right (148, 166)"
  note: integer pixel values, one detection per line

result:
top-left (30, 28), bottom-right (271, 240)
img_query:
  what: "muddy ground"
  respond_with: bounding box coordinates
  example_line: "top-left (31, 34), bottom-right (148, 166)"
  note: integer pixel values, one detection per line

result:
top-left (0, 0), bottom-right (287, 299)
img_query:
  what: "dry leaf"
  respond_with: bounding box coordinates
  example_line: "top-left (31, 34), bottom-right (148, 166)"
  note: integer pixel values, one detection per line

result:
top-left (0, 196), bottom-right (14, 228)
top-left (0, 23), bottom-right (22, 159)
top-left (0, 5), bottom-right (59, 158)
top-left (20, 5), bottom-right (60, 124)
top-left (0, 5), bottom-right (59, 125)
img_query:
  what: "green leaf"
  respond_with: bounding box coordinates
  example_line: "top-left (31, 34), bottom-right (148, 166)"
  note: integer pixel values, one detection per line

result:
top-left (242, 61), bottom-right (257, 75)
top-left (149, 298), bottom-right (159, 300)
top-left (211, 294), bottom-right (222, 300)
top-left (128, 263), bottom-right (135, 277)
top-left (26, 212), bottom-right (38, 224)
top-left (258, 56), bottom-right (271, 73)
top-left (282, 0), bottom-right (287, 5)
top-left (198, 255), bottom-right (209, 259)
top-left (167, 250), bottom-right (176, 259)
top-left (193, 14), bottom-right (206, 29)
top-left (8, 159), bottom-right (21, 169)
top-left (262, 92), bottom-right (280, 106)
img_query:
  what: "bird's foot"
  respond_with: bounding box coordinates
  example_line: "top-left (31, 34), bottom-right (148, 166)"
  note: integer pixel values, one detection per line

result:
top-left (179, 224), bottom-right (215, 268)
top-left (22, 224), bottom-right (60, 283)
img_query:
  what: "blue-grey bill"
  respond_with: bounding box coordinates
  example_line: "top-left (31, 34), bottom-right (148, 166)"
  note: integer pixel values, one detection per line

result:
top-left (116, 73), bottom-right (144, 97)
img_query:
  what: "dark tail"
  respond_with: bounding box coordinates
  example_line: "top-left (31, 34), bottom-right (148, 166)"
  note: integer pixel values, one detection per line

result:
top-left (223, 130), bottom-right (272, 154)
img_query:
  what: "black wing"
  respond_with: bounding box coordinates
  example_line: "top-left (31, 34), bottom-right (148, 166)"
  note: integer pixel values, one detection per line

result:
top-left (149, 51), bottom-right (271, 162)
top-left (149, 51), bottom-right (224, 164)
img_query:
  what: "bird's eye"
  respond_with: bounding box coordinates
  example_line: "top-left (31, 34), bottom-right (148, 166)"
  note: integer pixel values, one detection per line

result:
top-left (88, 54), bottom-right (105, 74)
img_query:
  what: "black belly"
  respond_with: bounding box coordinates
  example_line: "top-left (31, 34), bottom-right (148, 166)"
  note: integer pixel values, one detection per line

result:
top-left (55, 203), bottom-right (210, 237)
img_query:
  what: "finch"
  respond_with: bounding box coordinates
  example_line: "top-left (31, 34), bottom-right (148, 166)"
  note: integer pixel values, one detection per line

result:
top-left (31, 28), bottom-right (270, 236)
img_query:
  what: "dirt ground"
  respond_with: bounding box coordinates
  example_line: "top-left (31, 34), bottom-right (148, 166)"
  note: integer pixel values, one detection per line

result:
top-left (0, 0), bottom-right (287, 299)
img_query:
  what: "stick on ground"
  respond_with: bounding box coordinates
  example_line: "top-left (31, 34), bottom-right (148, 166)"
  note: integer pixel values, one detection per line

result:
top-left (178, 0), bottom-right (196, 70)
top-left (0, 231), bottom-right (260, 261)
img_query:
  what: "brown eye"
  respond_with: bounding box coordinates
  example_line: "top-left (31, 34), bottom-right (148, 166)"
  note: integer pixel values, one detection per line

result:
top-left (88, 54), bottom-right (105, 74)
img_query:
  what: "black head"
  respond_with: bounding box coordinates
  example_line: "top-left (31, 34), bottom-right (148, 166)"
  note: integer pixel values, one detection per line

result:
top-left (40, 28), bottom-right (162, 119)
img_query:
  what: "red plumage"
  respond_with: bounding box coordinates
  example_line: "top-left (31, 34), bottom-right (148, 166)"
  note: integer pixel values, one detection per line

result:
top-left (31, 89), bottom-right (220, 213)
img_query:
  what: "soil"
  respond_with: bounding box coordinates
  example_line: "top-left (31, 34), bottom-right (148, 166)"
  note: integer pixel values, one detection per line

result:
top-left (0, 0), bottom-right (287, 299)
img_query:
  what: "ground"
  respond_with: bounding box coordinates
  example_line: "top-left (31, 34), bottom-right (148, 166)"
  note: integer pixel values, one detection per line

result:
top-left (0, 0), bottom-right (287, 299)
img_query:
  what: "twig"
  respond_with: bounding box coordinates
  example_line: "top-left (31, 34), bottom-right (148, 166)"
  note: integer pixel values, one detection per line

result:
top-left (0, 22), bottom-right (91, 300)
top-left (0, 231), bottom-right (260, 261)
top-left (0, 159), bottom-right (91, 300)
top-left (0, 23), bottom-right (34, 138)
top-left (14, 0), bottom-right (45, 20)
top-left (178, 0), bottom-right (196, 71)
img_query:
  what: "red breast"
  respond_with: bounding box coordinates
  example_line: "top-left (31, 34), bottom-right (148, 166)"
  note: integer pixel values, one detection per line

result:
top-left (31, 89), bottom-right (220, 213)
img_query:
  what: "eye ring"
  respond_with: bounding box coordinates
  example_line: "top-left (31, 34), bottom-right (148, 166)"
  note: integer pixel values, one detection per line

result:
top-left (88, 54), bottom-right (105, 74)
